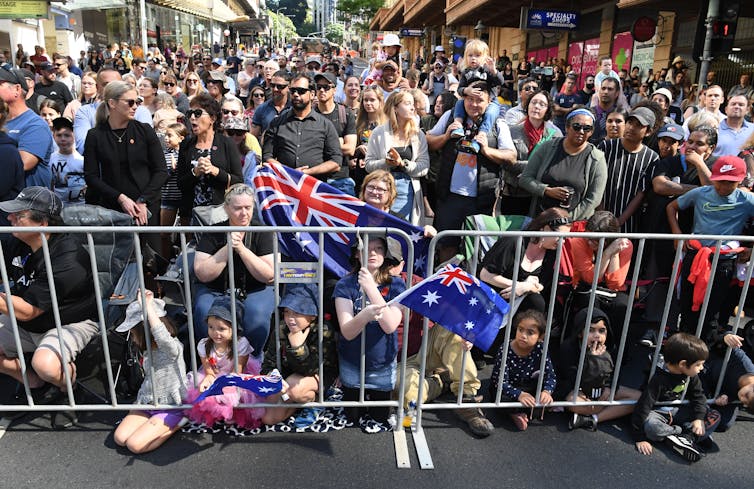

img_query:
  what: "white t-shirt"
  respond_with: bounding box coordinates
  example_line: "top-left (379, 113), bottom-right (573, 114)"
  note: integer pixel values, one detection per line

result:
top-left (50, 150), bottom-right (86, 204)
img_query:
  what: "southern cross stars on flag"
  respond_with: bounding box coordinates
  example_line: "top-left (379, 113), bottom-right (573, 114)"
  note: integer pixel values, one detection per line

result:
top-left (193, 370), bottom-right (284, 403)
top-left (251, 163), bottom-right (430, 277)
top-left (389, 264), bottom-right (510, 351)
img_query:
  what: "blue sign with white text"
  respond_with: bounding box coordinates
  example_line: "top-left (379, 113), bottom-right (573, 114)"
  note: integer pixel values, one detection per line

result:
top-left (525, 9), bottom-right (579, 31)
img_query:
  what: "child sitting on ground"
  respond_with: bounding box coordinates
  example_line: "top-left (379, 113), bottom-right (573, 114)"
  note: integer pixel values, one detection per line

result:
top-left (489, 309), bottom-right (556, 431)
top-left (556, 307), bottom-right (641, 431)
top-left (450, 39), bottom-right (501, 154)
top-left (632, 333), bottom-right (720, 463)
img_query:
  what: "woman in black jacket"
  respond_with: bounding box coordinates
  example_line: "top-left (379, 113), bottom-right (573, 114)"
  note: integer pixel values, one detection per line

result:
top-left (83, 80), bottom-right (167, 231)
top-left (176, 93), bottom-right (242, 218)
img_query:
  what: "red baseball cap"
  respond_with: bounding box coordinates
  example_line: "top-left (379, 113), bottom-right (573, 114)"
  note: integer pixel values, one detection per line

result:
top-left (710, 155), bottom-right (747, 181)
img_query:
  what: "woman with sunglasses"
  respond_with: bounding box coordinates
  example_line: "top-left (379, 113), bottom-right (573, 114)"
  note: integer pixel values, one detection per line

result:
top-left (520, 109), bottom-right (607, 221)
top-left (83, 81), bottom-right (167, 237)
top-left (245, 87), bottom-right (266, 120)
top-left (160, 73), bottom-right (189, 114)
top-left (176, 93), bottom-right (242, 220)
top-left (182, 72), bottom-right (205, 102)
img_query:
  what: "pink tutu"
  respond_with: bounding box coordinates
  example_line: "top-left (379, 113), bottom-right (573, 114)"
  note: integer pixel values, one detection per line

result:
top-left (184, 358), bottom-right (264, 429)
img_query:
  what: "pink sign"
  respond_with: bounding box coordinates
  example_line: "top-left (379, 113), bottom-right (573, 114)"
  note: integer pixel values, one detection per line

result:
top-left (581, 38), bottom-right (601, 82)
top-left (612, 31), bottom-right (634, 72)
top-left (568, 42), bottom-right (584, 85)
top-left (547, 46), bottom-right (559, 62)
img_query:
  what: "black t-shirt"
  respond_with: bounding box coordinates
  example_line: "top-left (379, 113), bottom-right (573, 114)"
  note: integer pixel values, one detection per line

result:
top-left (7, 234), bottom-right (97, 333)
top-left (195, 218), bottom-right (275, 294)
top-left (315, 104), bottom-right (356, 180)
top-left (481, 236), bottom-right (553, 293)
top-left (35, 80), bottom-right (73, 106)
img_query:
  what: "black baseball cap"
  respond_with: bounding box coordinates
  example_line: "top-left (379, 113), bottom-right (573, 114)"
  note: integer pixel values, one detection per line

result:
top-left (0, 67), bottom-right (28, 91)
top-left (314, 72), bottom-right (337, 86)
top-left (0, 186), bottom-right (62, 216)
top-left (52, 117), bottom-right (73, 132)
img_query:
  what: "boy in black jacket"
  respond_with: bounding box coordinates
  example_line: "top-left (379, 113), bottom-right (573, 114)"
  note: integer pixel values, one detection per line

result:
top-left (632, 333), bottom-right (720, 462)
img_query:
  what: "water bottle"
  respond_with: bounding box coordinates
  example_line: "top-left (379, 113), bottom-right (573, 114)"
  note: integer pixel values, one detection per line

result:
top-left (402, 400), bottom-right (417, 429)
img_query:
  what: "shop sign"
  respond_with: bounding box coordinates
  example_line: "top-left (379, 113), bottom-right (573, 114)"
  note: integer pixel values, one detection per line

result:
top-left (632, 40), bottom-right (655, 80)
top-left (0, 0), bottom-right (48, 19)
top-left (612, 31), bottom-right (633, 72)
top-left (399, 28), bottom-right (423, 37)
top-left (521, 8), bottom-right (579, 31)
top-left (581, 38), bottom-right (601, 83)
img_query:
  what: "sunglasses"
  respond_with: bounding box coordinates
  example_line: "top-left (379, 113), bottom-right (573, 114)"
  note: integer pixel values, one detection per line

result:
top-left (186, 78), bottom-right (199, 83)
top-left (522, 86), bottom-right (538, 92)
top-left (289, 86), bottom-right (311, 95)
top-left (226, 129), bottom-right (246, 136)
top-left (315, 84), bottom-right (333, 91)
top-left (163, 82), bottom-right (175, 87)
top-left (252, 92), bottom-right (265, 98)
top-left (187, 109), bottom-right (208, 118)
top-left (54, 63), bottom-right (67, 67)
top-left (570, 123), bottom-right (594, 133)
top-left (118, 98), bottom-right (139, 107)
top-left (270, 83), bottom-right (288, 90)
top-left (222, 108), bottom-right (240, 116)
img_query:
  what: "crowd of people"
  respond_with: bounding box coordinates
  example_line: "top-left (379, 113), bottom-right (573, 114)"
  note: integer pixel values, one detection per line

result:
top-left (1, 37), bottom-right (754, 462)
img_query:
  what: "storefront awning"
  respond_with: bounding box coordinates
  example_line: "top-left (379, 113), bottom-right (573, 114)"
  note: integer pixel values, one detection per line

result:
top-left (404, 0), bottom-right (445, 27)
top-left (154, 0), bottom-right (241, 23)
top-left (381, 0), bottom-right (404, 31)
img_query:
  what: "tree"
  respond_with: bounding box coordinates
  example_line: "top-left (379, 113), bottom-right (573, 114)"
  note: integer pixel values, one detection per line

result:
top-left (337, 0), bottom-right (385, 34)
top-left (325, 23), bottom-right (344, 46)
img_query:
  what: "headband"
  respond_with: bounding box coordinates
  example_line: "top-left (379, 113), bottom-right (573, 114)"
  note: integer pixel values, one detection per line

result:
top-left (566, 108), bottom-right (596, 123)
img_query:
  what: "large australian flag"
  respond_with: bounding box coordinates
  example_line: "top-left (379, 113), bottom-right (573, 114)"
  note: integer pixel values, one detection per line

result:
top-left (193, 370), bottom-right (284, 403)
top-left (251, 163), bottom-right (430, 278)
top-left (390, 264), bottom-right (510, 351)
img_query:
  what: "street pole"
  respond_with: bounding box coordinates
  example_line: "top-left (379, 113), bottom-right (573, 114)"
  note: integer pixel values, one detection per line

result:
top-left (210, 0), bottom-right (215, 49)
top-left (699, 0), bottom-right (719, 87)
top-left (139, 0), bottom-right (148, 56)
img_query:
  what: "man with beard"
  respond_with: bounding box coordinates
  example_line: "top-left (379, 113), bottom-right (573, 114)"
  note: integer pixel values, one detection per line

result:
top-left (714, 95), bottom-right (754, 157)
top-left (373, 60), bottom-right (409, 100)
top-left (250, 70), bottom-right (291, 139)
top-left (262, 74), bottom-right (342, 181)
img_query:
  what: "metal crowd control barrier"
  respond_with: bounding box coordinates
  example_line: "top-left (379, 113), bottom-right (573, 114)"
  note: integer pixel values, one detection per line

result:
top-left (0, 225), bottom-right (752, 471)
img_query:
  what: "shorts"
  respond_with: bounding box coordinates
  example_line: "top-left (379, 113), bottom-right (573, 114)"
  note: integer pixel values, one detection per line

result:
top-left (143, 409), bottom-right (187, 429)
top-left (0, 314), bottom-right (99, 361)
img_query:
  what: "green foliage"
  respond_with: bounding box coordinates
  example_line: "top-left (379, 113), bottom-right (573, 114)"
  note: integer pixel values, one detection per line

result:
top-left (325, 23), bottom-right (345, 45)
top-left (337, 0), bottom-right (384, 35)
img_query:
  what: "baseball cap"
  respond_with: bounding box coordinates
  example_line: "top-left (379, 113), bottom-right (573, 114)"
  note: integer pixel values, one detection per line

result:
top-left (710, 155), bottom-right (747, 182)
top-left (223, 116), bottom-right (249, 131)
top-left (314, 72), bottom-right (337, 86)
top-left (115, 298), bottom-right (167, 332)
top-left (211, 57), bottom-right (223, 66)
top-left (627, 107), bottom-right (656, 128)
top-left (207, 70), bottom-right (229, 90)
top-left (565, 71), bottom-right (578, 80)
top-left (381, 34), bottom-right (401, 47)
top-left (52, 117), bottom-right (74, 132)
top-left (39, 61), bottom-right (54, 71)
top-left (657, 123), bottom-right (685, 141)
top-left (0, 67), bottom-right (28, 91)
top-left (350, 233), bottom-right (402, 264)
top-left (206, 295), bottom-right (244, 326)
top-left (380, 59), bottom-right (399, 71)
top-left (305, 56), bottom-right (321, 67)
top-left (652, 88), bottom-right (673, 104)
top-left (0, 186), bottom-right (62, 216)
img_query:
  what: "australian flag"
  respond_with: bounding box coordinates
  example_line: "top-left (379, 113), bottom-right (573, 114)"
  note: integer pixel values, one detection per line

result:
top-left (389, 264), bottom-right (510, 352)
top-left (251, 163), bottom-right (430, 278)
top-left (193, 370), bottom-right (283, 403)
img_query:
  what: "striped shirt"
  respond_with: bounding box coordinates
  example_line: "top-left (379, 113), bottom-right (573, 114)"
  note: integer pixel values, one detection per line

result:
top-left (598, 139), bottom-right (659, 233)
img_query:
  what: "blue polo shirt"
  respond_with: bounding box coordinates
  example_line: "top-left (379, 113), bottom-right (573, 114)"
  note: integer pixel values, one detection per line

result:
top-left (5, 109), bottom-right (52, 188)
top-left (714, 118), bottom-right (754, 157)
top-left (251, 99), bottom-right (290, 135)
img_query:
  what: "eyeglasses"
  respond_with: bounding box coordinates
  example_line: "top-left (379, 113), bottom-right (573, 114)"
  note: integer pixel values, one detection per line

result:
top-left (529, 100), bottom-right (548, 108)
top-left (226, 129), bottom-right (246, 136)
top-left (222, 108), bottom-right (240, 116)
top-left (187, 108), bottom-right (208, 118)
top-left (289, 86), bottom-right (311, 95)
top-left (186, 78), bottom-right (199, 84)
top-left (118, 98), bottom-right (139, 107)
top-left (569, 123), bottom-right (594, 133)
top-left (163, 82), bottom-right (175, 87)
top-left (522, 86), bottom-right (538, 92)
top-left (252, 92), bottom-right (265, 98)
top-left (270, 83), bottom-right (288, 90)
top-left (315, 84), bottom-right (333, 91)
top-left (365, 184), bottom-right (388, 194)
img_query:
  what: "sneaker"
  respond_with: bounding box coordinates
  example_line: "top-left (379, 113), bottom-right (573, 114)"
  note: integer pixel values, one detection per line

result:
top-left (665, 433), bottom-right (703, 462)
top-left (293, 407), bottom-right (323, 429)
top-left (468, 139), bottom-right (481, 154)
top-left (569, 413), bottom-right (597, 431)
top-left (639, 329), bottom-right (657, 348)
top-left (456, 406), bottom-right (494, 437)
top-left (509, 412), bottom-right (529, 431)
top-left (51, 410), bottom-right (77, 430)
top-left (450, 127), bottom-right (465, 139)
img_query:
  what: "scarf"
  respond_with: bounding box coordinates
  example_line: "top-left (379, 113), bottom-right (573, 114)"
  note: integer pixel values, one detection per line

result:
top-left (524, 118), bottom-right (545, 153)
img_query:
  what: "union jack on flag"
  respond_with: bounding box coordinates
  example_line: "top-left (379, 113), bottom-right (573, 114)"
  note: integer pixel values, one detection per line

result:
top-left (251, 163), bottom-right (430, 277)
top-left (389, 264), bottom-right (510, 351)
top-left (193, 370), bottom-right (284, 403)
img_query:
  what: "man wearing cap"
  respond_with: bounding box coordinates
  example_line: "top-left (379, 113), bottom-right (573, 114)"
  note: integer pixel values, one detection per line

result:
top-left (553, 72), bottom-right (584, 132)
top-left (655, 122), bottom-right (685, 160)
top-left (0, 68), bottom-right (53, 188)
top-left (250, 70), bottom-right (291, 138)
top-left (714, 94), bottom-right (754, 157)
top-left (0, 187), bottom-right (99, 418)
top-left (651, 87), bottom-right (683, 125)
top-left (313, 71), bottom-right (356, 194)
top-left (431, 45), bottom-right (448, 66)
top-left (668, 155), bottom-right (754, 341)
top-left (597, 107), bottom-right (659, 233)
top-left (373, 59), bottom-right (409, 99)
top-left (305, 57), bottom-right (322, 78)
top-left (73, 67), bottom-right (153, 154)
top-left (422, 60), bottom-right (450, 109)
top-left (262, 74), bottom-right (342, 180)
top-left (20, 68), bottom-right (46, 114)
top-left (33, 61), bottom-right (73, 107)
top-left (211, 58), bottom-right (237, 96)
